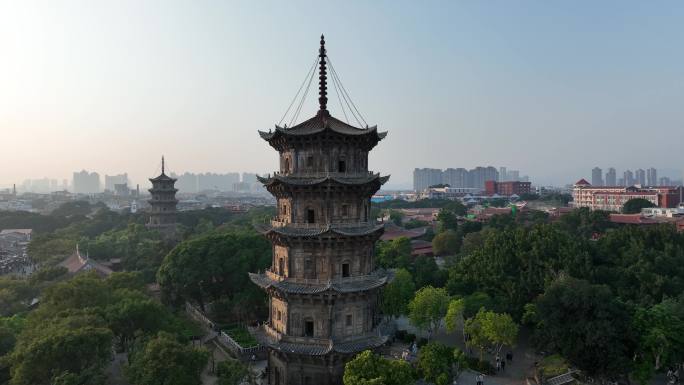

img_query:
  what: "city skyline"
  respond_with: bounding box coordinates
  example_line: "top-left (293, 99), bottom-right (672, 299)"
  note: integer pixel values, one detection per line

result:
top-left (2, 1), bottom-right (684, 188)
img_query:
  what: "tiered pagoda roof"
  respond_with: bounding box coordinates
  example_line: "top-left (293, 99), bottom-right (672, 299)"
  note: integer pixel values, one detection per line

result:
top-left (254, 222), bottom-right (384, 238)
top-left (248, 269), bottom-right (391, 295)
top-left (257, 173), bottom-right (390, 187)
top-left (259, 111), bottom-right (387, 151)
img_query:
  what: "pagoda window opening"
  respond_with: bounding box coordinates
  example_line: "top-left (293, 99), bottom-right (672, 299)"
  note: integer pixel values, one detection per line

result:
top-left (277, 310), bottom-right (282, 321)
top-left (342, 262), bottom-right (350, 278)
top-left (306, 156), bottom-right (314, 169)
top-left (278, 258), bottom-right (285, 276)
top-left (341, 204), bottom-right (349, 217)
top-left (304, 319), bottom-right (314, 337)
top-left (345, 314), bottom-right (353, 327)
top-left (338, 159), bottom-right (346, 173)
top-left (284, 158), bottom-right (291, 173)
top-left (307, 208), bottom-right (315, 224)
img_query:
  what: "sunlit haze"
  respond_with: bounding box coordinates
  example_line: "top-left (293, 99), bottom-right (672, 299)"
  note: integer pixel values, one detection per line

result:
top-left (1, 1), bottom-right (683, 188)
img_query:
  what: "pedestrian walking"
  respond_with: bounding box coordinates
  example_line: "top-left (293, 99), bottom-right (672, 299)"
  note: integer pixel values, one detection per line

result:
top-left (477, 373), bottom-right (484, 385)
top-left (496, 358), bottom-right (501, 372)
top-left (506, 351), bottom-right (513, 361)
top-left (501, 359), bottom-right (506, 372)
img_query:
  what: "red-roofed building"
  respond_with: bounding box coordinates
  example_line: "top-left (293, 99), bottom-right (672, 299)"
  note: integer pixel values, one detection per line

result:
top-left (573, 180), bottom-right (683, 212)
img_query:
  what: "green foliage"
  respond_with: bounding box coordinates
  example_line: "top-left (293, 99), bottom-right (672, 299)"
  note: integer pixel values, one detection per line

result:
top-left (0, 278), bottom-right (37, 317)
top-left (412, 255), bottom-right (447, 288)
top-left (157, 230), bottom-right (270, 321)
top-left (404, 219), bottom-right (429, 229)
top-left (417, 342), bottom-right (454, 385)
top-left (408, 286), bottom-right (450, 338)
top-left (125, 332), bottom-right (208, 385)
top-left (373, 199), bottom-right (465, 211)
top-left (556, 207), bottom-right (613, 238)
top-left (446, 224), bottom-right (589, 318)
top-left (217, 359), bottom-right (248, 385)
top-left (437, 208), bottom-right (458, 233)
top-left (464, 308), bottom-right (518, 359)
top-left (388, 210), bottom-right (405, 226)
top-left (222, 325), bottom-right (258, 348)
top-left (622, 198), bottom-right (656, 214)
top-left (431, 229), bottom-right (460, 256)
top-left (444, 298), bottom-right (465, 334)
top-left (375, 237), bottom-right (411, 269)
top-left (381, 269), bottom-right (415, 318)
top-left (532, 278), bottom-right (634, 377)
top-left (9, 311), bottom-right (113, 385)
top-left (538, 354), bottom-right (570, 378)
top-left (29, 265), bottom-right (68, 283)
top-left (343, 350), bottom-right (415, 385)
top-left (631, 298), bottom-right (684, 383)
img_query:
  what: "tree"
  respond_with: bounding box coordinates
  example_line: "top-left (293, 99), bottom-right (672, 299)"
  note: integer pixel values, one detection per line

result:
top-left (412, 255), bottom-right (447, 288)
top-left (437, 208), bottom-right (459, 233)
top-left (343, 350), bottom-right (415, 385)
top-left (533, 278), bottom-right (635, 378)
top-left (417, 342), bottom-right (454, 385)
top-left (631, 299), bottom-right (684, 384)
top-left (445, 298), bottom-right (466, 343)
top-left (375, 237), bottom-right (412, 269)
top-left (622, 198), bottom-right (656, 214)
top-left (432, 230), bottom-right (460, 256)
top-left (216, 359), bottom-right (248, 385)
top-left (478, 310), bottom-right (518, 355)
top-left (9, 312), bottom-right (113, 385)
top-left (105, 289), bottom-right (166, 351)
top-left (381, 269), bottom-right (415, 319)
top-left (388, 210), bottom-right (405, 226)
top-left (408, 286), bottom-right (450, 339)
top-left (157, 231), bottom-right (270, 314)
top-left (125, 332), bottom-right (209, 385)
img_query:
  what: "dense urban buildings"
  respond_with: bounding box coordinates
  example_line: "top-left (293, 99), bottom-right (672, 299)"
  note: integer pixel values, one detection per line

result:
top-left (413, 166), bottom-right (529, 191)
top-left (249, 36), bottom-right (389, 385)
top-left (589, 167), bottom-right (677, 187)
top-left (146, 157), bottom-right (178, 236)
top-left (572, 179), bottom-right (683, 212)
top-left (72, 170), bottom-right (100, 194)
top-left (104, 173), bottom-right (129, 192)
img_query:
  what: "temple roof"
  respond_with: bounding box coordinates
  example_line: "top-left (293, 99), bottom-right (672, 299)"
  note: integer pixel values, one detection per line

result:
top-left (257, 173), bottom-right (390, 187)
top-left (248, 269), bottom-right (390, 294)
top-left (255, 330), bottom-right (388, 356)
top-left (254, 222), bottom-right (384, 237)
top-left (258, 112), bottom-right (387, 143)
top-left (149, 173), bottom-right (176, 183)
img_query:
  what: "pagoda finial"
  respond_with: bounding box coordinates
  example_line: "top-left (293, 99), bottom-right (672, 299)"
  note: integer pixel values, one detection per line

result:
top-left (318, 34), bottom-right (328, 114)
top-left (161, 156), bottom-right (165, 175)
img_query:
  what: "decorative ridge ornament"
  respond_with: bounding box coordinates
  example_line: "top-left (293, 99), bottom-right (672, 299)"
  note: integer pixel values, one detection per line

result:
top-left (318, 34), bottom-right (328, 115)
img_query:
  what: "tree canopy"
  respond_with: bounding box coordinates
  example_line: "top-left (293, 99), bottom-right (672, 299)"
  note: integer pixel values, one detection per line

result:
top-left (622, 198), bottom-right (656, 214)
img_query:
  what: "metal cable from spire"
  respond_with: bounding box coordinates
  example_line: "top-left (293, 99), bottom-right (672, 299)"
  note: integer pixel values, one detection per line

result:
top-left (290, 63), bottom-right (316, 127)
top-left (328, 57), bottom-right (363, 127)
top-left (318, 34), bottom-right (328, 113)
top-left (328, 57), bottom-right (368, 127)
top-left (330, 64), bottom-right (349, 123)
top-left (278, 55), bottom-right (319, 127)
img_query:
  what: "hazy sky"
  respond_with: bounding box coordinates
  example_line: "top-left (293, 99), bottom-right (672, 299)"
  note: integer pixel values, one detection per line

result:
top-left (1, 1), bottom-right (683, 188)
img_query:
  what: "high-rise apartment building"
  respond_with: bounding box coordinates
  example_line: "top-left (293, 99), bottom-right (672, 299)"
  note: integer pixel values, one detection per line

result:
top-left (104, 173), bottom-right (128, 192)
top-left (442, 168), bottom-right (469, 188)
top-left (635, 169), bottom-right (646, 186)
top-left (591, 167), bottom-right (603, 186)
top-left (72, 170), bottom-right (100, 194)
top-left (413, 168), bottom-right (443, 191)
top-left (647, 168), bottom-right (658, 186)
top-left (499, 167), bottom-right (507, 182)
top-left (623, 170), bottom-right (634, 186)
top-left (606, 168), bottom-right (617, 186)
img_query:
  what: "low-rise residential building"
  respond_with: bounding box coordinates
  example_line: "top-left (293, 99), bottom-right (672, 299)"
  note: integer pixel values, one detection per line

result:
top-left (484, 180), bottom-right (532, 196)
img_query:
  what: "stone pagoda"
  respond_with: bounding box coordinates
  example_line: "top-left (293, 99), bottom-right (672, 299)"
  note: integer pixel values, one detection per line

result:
top-left (249, 36), bottom-right (390, 385)
top-left (147, 156), bottom-right (178, 236)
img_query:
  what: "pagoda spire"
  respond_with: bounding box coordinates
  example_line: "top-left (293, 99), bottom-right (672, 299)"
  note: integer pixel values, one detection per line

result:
top-left (318, 34), bottom-right (328, 114)
top-left (161, 156), bottom-right (165, 175)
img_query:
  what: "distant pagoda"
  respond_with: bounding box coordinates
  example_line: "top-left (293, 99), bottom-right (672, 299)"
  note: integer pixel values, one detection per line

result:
top-left (249, 36), bottom-right (390, 385)
top-left (147, 156), bottom-right (178, 236)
